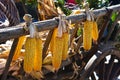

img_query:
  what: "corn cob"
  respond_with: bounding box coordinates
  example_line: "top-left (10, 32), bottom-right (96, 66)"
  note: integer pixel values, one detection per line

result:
top-left (92, 21), bottom-right (98, 41)
top-left (52, 28), bottom-right (63, 70)
top-left (12, 36), bottom-right (26, 61)
top-left (24, 37), bottom-right (36, 73)
top-left (62, 32), bottom-right (69, 60)
top-left (49, 29), bottom-right (55, 54)
top-left (33, 38), bottom-right (42, 71)
top-left (37, 2), bottom-right (45, 20)
top-left (83, 21), bottom-right (93, 51)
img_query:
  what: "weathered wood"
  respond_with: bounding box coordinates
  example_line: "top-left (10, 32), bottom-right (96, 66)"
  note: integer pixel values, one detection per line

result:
top-left (106, 55), bottom-right (115, 80)
top-left (75, 35), bottom-right (83, 52)
top-left (79, 48), bottom-right (120, 80)
top-left (91, 73), bottom-right (96, 80)
top-left (0, 26), bottom-right (28, 42)
top-left (98, 10), bottom-right (113, 43)
top-left (99, 59), bottom-right (105, 80)
top-left (1, 38), bottom-right (19, 80)
top-left (42, 29), bottom-right (54, 60)
top-left (105, 12), bottom-right (120, 41)
top-left (0, 5), bottom-right (120, 42)
top-left (83, 10), bottom-right (113, 63)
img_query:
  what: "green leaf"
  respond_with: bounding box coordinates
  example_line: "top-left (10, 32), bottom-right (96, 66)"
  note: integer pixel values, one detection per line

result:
top-left (111, 12), bottom-right (118, 21)
top-left (57, 0), bottom-right (65, 5)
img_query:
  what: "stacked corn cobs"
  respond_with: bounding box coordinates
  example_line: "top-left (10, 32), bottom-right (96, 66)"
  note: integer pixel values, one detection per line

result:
top-left (50, 28), bottom-right (69, 70)
top-left (24, 37), bottom-right (42, 73)
top-left (37, 0), bottom-right (57, 20)
top-left (83, 20), bottom-right (98, 51)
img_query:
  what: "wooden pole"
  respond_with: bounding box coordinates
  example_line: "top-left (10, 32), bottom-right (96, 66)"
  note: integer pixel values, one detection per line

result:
top-left (0, 4), bottom-right (120, 42)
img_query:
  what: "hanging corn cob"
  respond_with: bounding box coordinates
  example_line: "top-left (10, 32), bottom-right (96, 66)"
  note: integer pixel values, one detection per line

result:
top-left (92, 21), bottom-right (98, 41)
top-left (23, 14), bottom-right (36, 73)
top-left (13, 14), bottom-right (33, 61)
top-left (50, 14), bottom-right (69, 70)
top-left (83, 2), bottom-right (93, 51)
top-left (49, 8), bottom-right (64, 54)
top-left (62, 32), bottom-right (69, 60)
top-left (12, 14), bottom-right (32, 61)
top-left (59, 15), bottom-right (69, 60)
top-left (23, 14), bottom-right (43, 73)
top-left (83, 21), bottom-right (93, 50)
top-left (24, 37), bottom-right (36, 73)
top-left (49, 27), bottom-right (56, 54)
top-left (12, 36), bottom-right (26, 61)
top-left (52, 28), bottom-right (63, 70)
top-left (89, 9), bottom-right (99, 42)
top-left (33, 38), bottom-right (42, 71)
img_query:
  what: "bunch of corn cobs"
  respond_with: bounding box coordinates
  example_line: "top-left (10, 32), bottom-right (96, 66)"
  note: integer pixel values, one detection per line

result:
top-left (12, 1), bottom-right (99, 79)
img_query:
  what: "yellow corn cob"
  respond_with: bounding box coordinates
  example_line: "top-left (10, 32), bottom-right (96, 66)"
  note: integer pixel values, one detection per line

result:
top-left (24, 37), bottom-right (36, 73)
top-left (49, 41), bottom-right (53, 54)
top-left (62, 32), bottom-right (69, 60)
top-left (52, 28), bottom-right (63, 70)
top-left (13, 36), bottom-right (26, 61)
top-left (49, 29), bottom-right (55, 54)
top-left (83, 20), bottom-right (93, 51)
top-left (92, 21), bottom-right (98, 41)
top-left (33, 38), bottom-right (42, 71)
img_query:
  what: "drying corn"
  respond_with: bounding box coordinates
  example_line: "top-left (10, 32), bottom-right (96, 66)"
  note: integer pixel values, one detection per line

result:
top-left (24, 37), bottom-right (36, 73)
top-left (83, 21), bottom-right (93, 50)
top-left (50, 14), bottom-right (69, 70)
top-left (92, 21), bottom-right (99, 41)
top-left (12, 36), bottom-right (26, 61)
top-left (23, 14), bottom-right (43, 73)
top-left (62, 32), bottom-right (69, 60)
top-left (83, 2), bottom-right (93, 51)
top-left (33, 38), bottom-right (42, 71)
top-left (52, 28), bottom-right (63, 70)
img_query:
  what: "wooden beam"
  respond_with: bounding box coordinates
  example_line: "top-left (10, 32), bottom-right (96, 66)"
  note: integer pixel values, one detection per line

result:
top-left (0, 4), bottom-right (120, 42)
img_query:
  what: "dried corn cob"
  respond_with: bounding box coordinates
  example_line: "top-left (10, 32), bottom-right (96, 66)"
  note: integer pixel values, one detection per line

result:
top-left (92, 21), bottom-right (98, 41)
top-left (33, 38), bottom-right (42, 71)
top-left (12, 36), bottom-right (26, 60)
top-left (52, 28), bottom-right (63, 70)
top-left (62, 32), bottom-right (69, 60)
top-left (49, 28), bottom-right (56, 53)
top-left (83, 20), bottom-right (93, 51)
top-left (37, 3), bottom-right (45, 20)
top-left (24, 37), bottom-right (36, 73)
